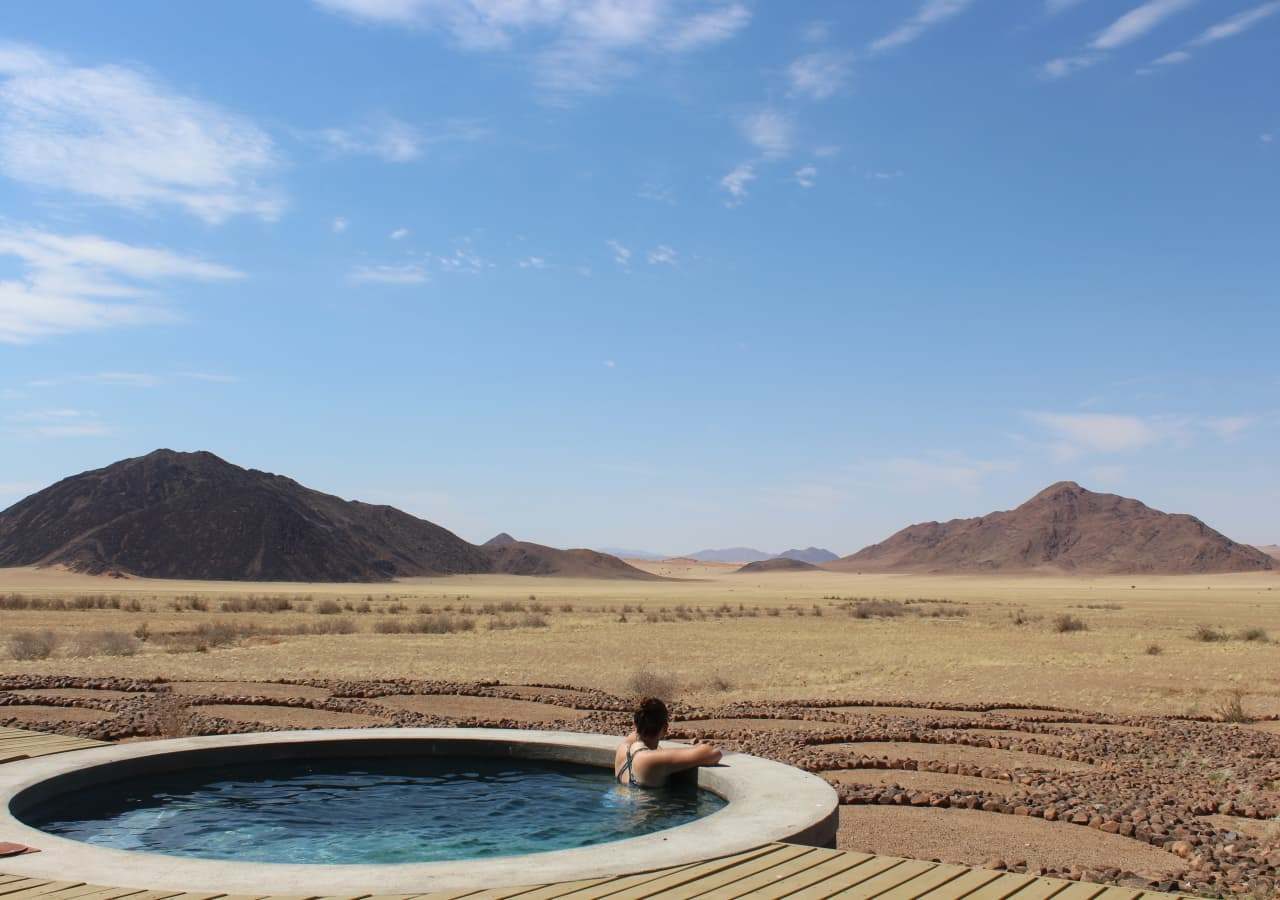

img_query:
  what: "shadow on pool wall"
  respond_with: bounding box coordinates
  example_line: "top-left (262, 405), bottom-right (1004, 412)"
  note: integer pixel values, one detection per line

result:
top-left (0, 728), bottom-right (838, 895)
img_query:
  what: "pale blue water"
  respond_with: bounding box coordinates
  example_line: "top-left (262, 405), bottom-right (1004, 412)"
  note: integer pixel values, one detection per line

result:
top-left (24, 756), bottom-right (726, 864)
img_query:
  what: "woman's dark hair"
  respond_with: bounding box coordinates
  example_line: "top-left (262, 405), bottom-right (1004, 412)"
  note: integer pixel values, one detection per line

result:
top-left (634, 696), bottom-right (669, 740)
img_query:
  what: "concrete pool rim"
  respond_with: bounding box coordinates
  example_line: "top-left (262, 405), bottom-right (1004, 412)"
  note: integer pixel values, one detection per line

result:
top-left (0, 727), bottom-right (838, 894)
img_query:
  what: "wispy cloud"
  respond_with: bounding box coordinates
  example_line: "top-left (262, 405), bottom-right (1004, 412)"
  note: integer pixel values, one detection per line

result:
top-left (518, 255), bottom-right (547, 269)
top-left (869, 0), bottom-right (975, 54)
top-left (314, 1), bottom-right (751, 100)
top-left (390, 227), bottom-right (409, 240)
top-left (1204, 415), bottom-right (1259, 439)
top-left (0, 226), bottom-right (242, 343)
top-left (1028, 411), bottom-right (1162, 457)
top-left (319, 115), bottom-right (487, 162)
top-left (332, 216), bottom-right (349, 233)
top-left (7, 408), bottom-right (111, 438)
top-left (1043, 0), bottom-right (1199, 78)
top-left (1093, 0), bottom-right (1198, 50)
top-left (787, 51), bottom-right (853, 100)
top-left (1045, 0), bottom-right (1090, 13)
top-left (719, 162), bottom-right (756, 206)
top-left (348, 263), bottom-right (429, 284)
top-left (739, 109), bottom-right (793, 159)
top-left (647, 244), bottom-right (677, 266)
top-left (664, 4), bottom-right (751, 51)
top-left (606, 239), bottom-right (632, 267)
top-left (794, 165), bottom-right (817, 188)
top-left (1142, 1), bottom-right (1280, 71)
top-left (0, 43), bottom-right (281, 222)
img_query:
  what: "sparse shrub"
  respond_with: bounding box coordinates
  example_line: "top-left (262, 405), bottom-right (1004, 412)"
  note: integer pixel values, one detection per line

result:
top-left (191, 622), bottom-right (249, 647)
top-left (1215, 690), bottom-right (1251, 724)
top-left (1192, 624), bottom-right (1227, 642)
top-left (850, 599), bottom-right (907, 619)
top-left (1053, 614), bottom-right (1088, 633)
top-left (308, 617), bottom-right (357, 635)
top-left (133, 622), bottom-right (151, 642)
top-left (8, 630), bottom-right (59, 660)
top-left (627, 668), bottom-right (677, 700)
top-left (708, 674), bottom-right (732, 692)
top-left (315, 599), bottom-right (342, 615)
top-left (767, 607), bottom-right (781, 617)
top-left (559, 603), bottom-right (575, 613)
top-left (72, 631), bottom-right (140, 657)
top-left (1238, 626), bottom-right (1269, 643)
top-left (1145, 643), bottom-right (1163, 655)
top-left (408, 614), bottom-right (474, 634)
top-left (374, 619), bottom-right (403, 634)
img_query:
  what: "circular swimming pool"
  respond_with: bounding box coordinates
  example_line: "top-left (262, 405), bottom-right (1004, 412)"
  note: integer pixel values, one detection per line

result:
top-left (0, 729), bottom-right (837, 895)
top-left (23, 755), bottom-right (726, 864)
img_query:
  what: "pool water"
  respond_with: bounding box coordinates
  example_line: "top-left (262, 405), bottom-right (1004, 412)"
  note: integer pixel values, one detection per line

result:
top-left (23, 756), bottom-right (726, 864)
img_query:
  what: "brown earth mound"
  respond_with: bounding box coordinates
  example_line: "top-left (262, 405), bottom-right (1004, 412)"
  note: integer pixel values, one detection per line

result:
top-left (1259, 545), bottom-right (1280, 560)
top-left (829, 481), bottom-right (1272, 575)
top-left (485, 539), bottom-right (660, 580)
top-left (0, 450), bottom-right (654, 582)
top-left (734, 557), bottom-right (821, 574)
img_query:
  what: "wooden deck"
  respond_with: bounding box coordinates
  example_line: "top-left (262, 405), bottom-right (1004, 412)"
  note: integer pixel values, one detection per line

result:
top-left (0, 726), bottom-right (106, 764)
top-left (0, 728), bottom-right (1187, 900)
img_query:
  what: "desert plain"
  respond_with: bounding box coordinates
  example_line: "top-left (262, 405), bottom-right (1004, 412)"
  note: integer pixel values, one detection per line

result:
top-left (2, 562), bottom-right (1279, 896)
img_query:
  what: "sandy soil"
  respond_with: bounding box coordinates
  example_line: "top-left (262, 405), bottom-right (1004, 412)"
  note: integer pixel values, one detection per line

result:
top-left (836, 806), bottom-right (1182, 878)
top-left (167, 681), bottom-right (330, 700)
top-left (823, 741), bottom-right (1094, 773)
top-left (828, 706), bottom-right (984, 721)
top-left (0, 705), bottom-right (115, 723)
top-left (190, 704), bottom-right (387, 728)
top-left (2, 566), bottom-right (1278, 718)
top-left (824, 769), bottom-right (1025, 798)
top-left (679, 717), bottom-right (844, 733)
top-left (370, 694), bottom-right (588, 722)
top-left (498, 685), bottom-right (598, 700)
top-left (937, 727), bottom-right (1064, 744)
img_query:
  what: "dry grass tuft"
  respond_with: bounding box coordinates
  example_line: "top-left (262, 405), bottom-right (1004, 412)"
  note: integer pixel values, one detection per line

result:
top-left (1192, 624), bottom-right (1228, 642)
top-left (1053, 614), bottom-right (1088, 633)
top-left (1214, 690), bottom-right (1252, 724)
top-left (628, 668), bottom-right (677, 701)
top-left (7, 630), bottom-right (59, 660)
top-left (72, 630), bottom-right (140, 657)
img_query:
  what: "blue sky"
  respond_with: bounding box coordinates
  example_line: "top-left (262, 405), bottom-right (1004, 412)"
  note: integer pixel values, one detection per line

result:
top-left (1, 0), bottom-right (1277, 555)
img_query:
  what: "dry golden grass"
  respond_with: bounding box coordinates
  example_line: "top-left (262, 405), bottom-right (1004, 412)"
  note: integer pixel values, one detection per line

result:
top-left (1, 564), bottom-right (1278, 717)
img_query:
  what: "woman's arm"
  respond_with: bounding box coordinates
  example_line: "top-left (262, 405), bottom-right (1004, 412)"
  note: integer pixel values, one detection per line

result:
top-left (644, 742), bottom-right (722, 777)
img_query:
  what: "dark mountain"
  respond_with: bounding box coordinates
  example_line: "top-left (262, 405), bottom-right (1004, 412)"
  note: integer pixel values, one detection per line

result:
top-left (685, 547), bottom-right (772, 563)
top-left (829, 482), bottom-right (1274, 575)
top-left (0, 450), bottom-right (655, 582)
top-left (735, 557), bottom-right (820, 574)
top-left (483, 532), bottom-right (517, 548)
top-left (777, 547), bottom-right (839, 564)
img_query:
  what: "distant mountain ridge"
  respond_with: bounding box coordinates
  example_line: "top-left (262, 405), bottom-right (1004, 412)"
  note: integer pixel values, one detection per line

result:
top-left (1259, 545), bottom-right (1280, 560)
top-left (0, 450), bottom-right (657, 583)
top-left (684, 546), bottom-right (840, 563)
top-left (830, 481), bottom-right (1273, 575)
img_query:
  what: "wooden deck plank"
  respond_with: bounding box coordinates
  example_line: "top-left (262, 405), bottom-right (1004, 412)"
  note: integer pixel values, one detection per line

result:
top-left (1084, 890), bottom-right (1141, 900)
top-left (828, 859), bottom-right (938, 898)
top-left (0, 883), bottom-right (88, 898)
top-left (581, 846), bottom-right (788, 899)
top-left (1042, 886), bottom-right (1107, 900)
top-left (782, 856), bottom-right (911, 900)
top-left (960, 874), bottom-right (1041, 900)
top-left (911, 867), bottom-right (1006, 899)
top-left (716, 851), bottom-right (875, 900)
top-left (870, 863), bottom-right (972, 900)
top-left (999, 878), bottom-right (1071, 900)
top-left (682, 847), bottom-right (844, 899)
top-left (0, 883), bottom-right (63, 898)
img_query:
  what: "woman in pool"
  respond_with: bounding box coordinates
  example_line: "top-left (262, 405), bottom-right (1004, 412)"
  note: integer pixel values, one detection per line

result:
top-left (615, 697), bottom-right (722, 787)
